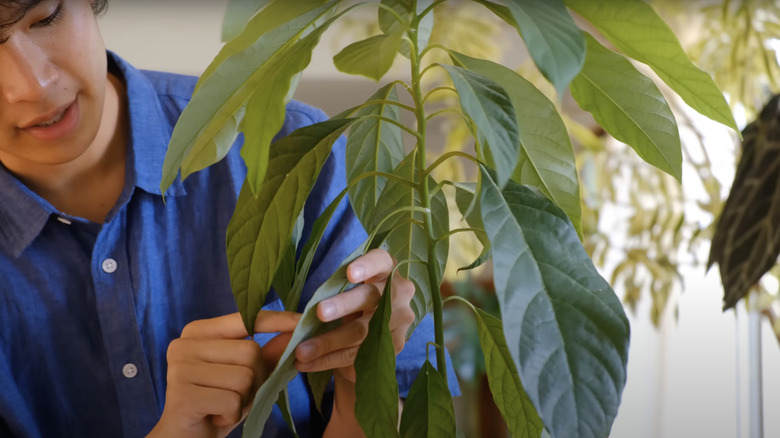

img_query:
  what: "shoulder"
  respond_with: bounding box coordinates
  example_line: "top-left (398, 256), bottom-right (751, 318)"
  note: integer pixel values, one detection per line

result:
top-left (137, 69), bottom-right (198, 119)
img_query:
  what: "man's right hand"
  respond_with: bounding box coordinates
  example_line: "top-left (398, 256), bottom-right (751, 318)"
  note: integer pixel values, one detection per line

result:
top-left (147, 311), bottom-right (300, 438)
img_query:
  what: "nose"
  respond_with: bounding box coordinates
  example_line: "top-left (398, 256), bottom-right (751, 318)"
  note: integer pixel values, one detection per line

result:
top-left (0, 36), bottom-right (58, 104)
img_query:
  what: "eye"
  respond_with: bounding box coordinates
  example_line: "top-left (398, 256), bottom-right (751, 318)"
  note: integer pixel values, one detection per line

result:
top-left (32, 3), bottom-right (64, 28)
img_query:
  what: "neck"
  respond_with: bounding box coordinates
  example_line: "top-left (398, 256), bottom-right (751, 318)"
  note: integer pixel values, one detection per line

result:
top-left (9, 74), bottom-right (128, 223)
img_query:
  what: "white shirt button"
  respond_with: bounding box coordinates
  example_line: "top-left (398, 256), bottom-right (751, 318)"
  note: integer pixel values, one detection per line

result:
top-left (122, 363), bottom-right (138, 379)
top-left (102, 258), bottom-right (118, 274)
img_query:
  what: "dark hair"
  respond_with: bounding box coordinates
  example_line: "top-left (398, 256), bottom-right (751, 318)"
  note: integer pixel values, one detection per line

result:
top-left (0, 0), bottom-right (108, 31)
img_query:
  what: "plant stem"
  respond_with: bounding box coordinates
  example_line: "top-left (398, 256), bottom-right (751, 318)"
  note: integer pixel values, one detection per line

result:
top-left (409, 18), bottom-right (448, 386)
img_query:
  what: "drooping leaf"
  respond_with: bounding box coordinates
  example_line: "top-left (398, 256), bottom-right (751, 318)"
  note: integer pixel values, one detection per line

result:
top-left (275, 386), bottom-right (300, 438)
top-left (307, 369), bottom-right (334, 415)
top-left (457, 245), bottom-right (491, 273)
top-left (371, 153), bottom-right (449, 326)
top-left (441, 64), bottom-right (519, 188)
top-left (346, 83), bottom-right (406, 228)
top-left (708, 95), bottom-right (780, 310)
top-left (479, 166), bottom-right (630, 438)
top-left (334, 29), bottom-right (405, 81)
top-left (274, 210), bottom-right (305, 310)
top-left (398, 360), bottom-right (456, 438)
top-left (564, 0), bottom-right (739, 132)
top-left (226, 119), bottom-right (354, 334)
top-left (570, 34), bottom-right (682, 181)
top-left (502, 0), bottom-right (585, 96)
top-left (161, 1), bottom-right (337, 194)
top-left (206, 1), bottom-right (327, 93)
top-left (220, 0), bottom-right (270, 43)
top-left (242, 242), bottom-right (368, 437)
top-left (355, 276), bottom-right (400, 438)
top-left (241, 5), bottom-right (351, 194)
top-left (450, 51), bottom-right (583, 238)
top-left (473, 307), bottom-right (543, 438)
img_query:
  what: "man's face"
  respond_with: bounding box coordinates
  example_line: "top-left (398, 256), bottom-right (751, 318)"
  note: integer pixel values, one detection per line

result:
top-left (0, 0), bottom-right (108, 169)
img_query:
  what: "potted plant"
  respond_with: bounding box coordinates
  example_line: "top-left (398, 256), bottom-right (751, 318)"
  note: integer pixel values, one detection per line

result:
top-left (161, 1), bottom-right (737, 436)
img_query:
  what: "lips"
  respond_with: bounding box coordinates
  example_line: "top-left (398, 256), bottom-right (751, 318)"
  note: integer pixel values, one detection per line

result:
top-left (21, 99), bottom-right (80, 142)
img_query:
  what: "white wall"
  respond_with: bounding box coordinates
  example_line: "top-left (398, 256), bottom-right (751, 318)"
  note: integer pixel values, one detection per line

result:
top-left (99, 3), bottom-right (780, 437)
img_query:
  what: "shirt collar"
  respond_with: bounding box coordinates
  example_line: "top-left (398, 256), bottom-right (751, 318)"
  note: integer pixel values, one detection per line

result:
top-left (0, 51), bottom-right (187, 257)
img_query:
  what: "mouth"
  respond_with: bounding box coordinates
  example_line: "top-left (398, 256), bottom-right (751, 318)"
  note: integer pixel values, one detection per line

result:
top-left (20, 99), bottom-right (80, 141)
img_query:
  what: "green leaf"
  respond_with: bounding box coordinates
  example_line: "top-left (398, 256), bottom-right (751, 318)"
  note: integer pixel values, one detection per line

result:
top-left (479, 166), bottom-right (630, 438)
top-left (346, 84), bottom-right (406, 228)
top-left (398, 360), bottom-right (456, 438)
top-left (457, 245), bottom-right (491, 273)
top-left (276, 386), bottom-right (300, 438)
top-left (161, 1), bottom-right (337, 194)
top-left (274, 210), bottom-right (305, 310)
top-left (564, 0), bottom-right (738, 132)
top-left (355, 276), bottom-right (400, 437)
top-left (307, 369), bottom-right (334, 415)
top-left (441, 64), bottom-right (520, 188)
top-left (450, 51), bottom-right (583, 238)
top-left (570, 35), bottom-right (682, 181)
top-left (334, 29), bottom-right (405, 81)
top-left (241, 4), bottom-right (347, 194)
top-left (226, 118), bottom-right (354, 334)
top-left (379, 0), bottom-right (432, 58)
top-left (472, 0), bottom-right (516, 27)
top-left (503, 0), bottom-right (585, 96)
top-left (243, 242), bottom-right (368, 437)
top-left (220, 0), bottom-right (270, 43)
top-left (474, 308), bottom-right (543, 438)
top-left (371, 153), bottom-right (449, 325)
top-left (208, 1), bottom-right (327, 92)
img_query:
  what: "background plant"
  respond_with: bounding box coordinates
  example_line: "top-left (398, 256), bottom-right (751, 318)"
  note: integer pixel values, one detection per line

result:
top-left (160, 1), bottom-right (737, 437)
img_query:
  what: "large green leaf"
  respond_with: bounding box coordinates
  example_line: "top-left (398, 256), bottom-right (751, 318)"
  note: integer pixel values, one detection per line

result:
top-left (398, 360), bottom-right (456, 438)
top-left (450, 51), bottom-right (582, 238)
top-left (474, 308), bottom-right (543, 438)
top-left (441, 64), bottom-right (519, 188)
top-left (161, 1), bottom-right (337, 194)
top-left (346, 84), bottom-right (406, 228)
top-left (273, 210), bottom-right (305, 310)
top-left (243, 242), bottom-right (367, 437)
top-left (334, 29), bottom-right (405, 81)
top-left (220, 0), bottom-right (270, 43)
top-left (226, 119), bottom-right (353, 334)
top-left (503, 0), bottom-right (585, 96)
top-left (241, 5), bottom-right (351, 195)
top-left (479, 166), bottom-right (630, 438)
top-left (564, 0), bottom-right (738, 132)
top-left (570, 35), bottom-right (682, 181)
top-left (275, 387), bottom-right (300, 438)
top-left (371, 153), bottom-right (449, 325)
top-left (205, 0), bottom-right (327, 92)
top-left (354, 276), bottom-right (400, 438)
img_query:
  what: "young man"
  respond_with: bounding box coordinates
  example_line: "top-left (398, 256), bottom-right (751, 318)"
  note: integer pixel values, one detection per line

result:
top-left (0, 0), bottom-right (456, 437)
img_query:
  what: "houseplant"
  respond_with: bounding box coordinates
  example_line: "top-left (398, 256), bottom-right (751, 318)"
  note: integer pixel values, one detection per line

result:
top-left (160, 1), bottom-right (738, 436)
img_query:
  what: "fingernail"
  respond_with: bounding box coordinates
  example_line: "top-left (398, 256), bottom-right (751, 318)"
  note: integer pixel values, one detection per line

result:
top-left (349, 264), bottom-right (365, 282)
top-left (320, 302), bottom-right (336, 320)
top-left (298, 342), bottom-right (316, 360)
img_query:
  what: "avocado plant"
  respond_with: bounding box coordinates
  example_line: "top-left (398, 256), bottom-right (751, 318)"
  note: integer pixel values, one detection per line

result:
top-left (161, 1), bottom-right (737, 437)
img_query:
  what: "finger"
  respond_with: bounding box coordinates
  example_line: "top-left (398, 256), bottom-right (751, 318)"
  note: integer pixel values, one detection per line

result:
top-left (295, 345), bottom-right (360, 373)
top-left (167, 338), bottom-right (263, 369)
top-left (347, 248), bottom-right (395, 284)
top-left (317, 283), bottom-right (382, 322)
top-left (389, 275), bottom-right (416, 332)
top-left (260, 332), bottom-right (293, 371)
top-left (168, 362), bottom-right (260, 406)
top-left (390, 327), bottom-right (407, 356)
top-left (180, 311), bottom-right (300, 339)
top-left (295, 314), bottom-right (371, 362)
top-left (178, 384), bottom-right (245, 429)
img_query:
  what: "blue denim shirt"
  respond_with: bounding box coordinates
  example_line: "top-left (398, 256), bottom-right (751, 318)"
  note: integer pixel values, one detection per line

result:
top-left (0, 52), bottom-right (456, 438)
